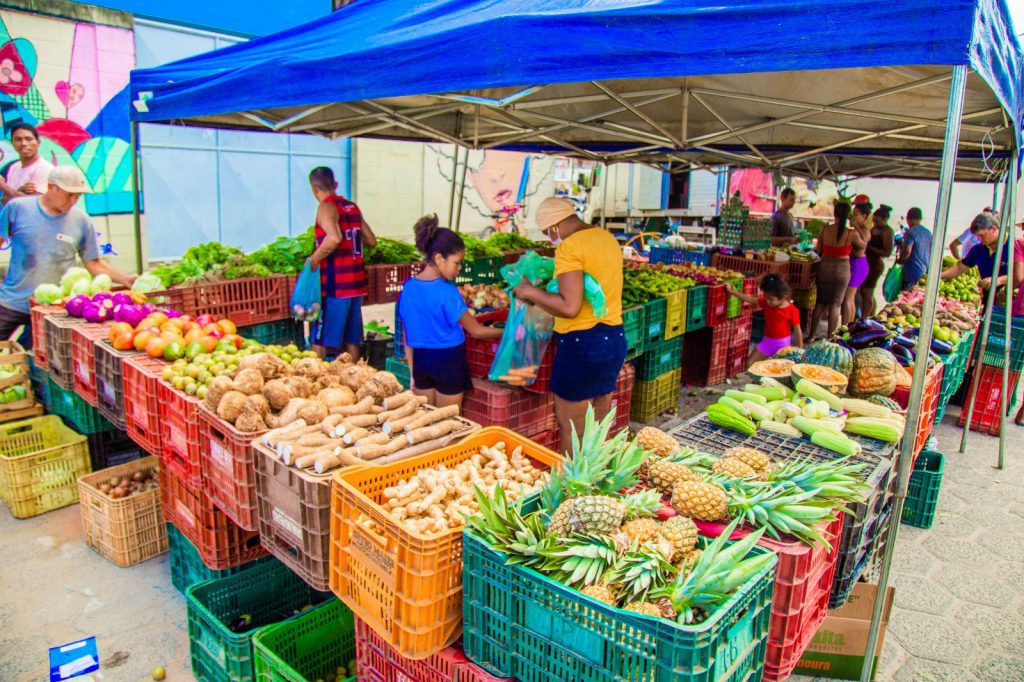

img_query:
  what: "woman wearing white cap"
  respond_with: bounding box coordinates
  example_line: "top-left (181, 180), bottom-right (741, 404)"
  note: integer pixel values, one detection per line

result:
top-left (513, 197), bottom-right (625, 452)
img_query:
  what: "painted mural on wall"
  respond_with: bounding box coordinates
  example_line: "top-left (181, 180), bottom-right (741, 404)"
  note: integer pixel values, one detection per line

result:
top-left (0, 8), bottom-right (135, 216)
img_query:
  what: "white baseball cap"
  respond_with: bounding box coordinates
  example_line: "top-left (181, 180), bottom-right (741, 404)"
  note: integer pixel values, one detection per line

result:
top-left (47, 166), bottom-right (92, 194)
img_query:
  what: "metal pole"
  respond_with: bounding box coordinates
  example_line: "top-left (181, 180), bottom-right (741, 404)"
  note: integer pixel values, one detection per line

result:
top-left (600, 162), bottom-right (609, 228)
top-left (130, 121), bottom-right (143, 274)
top-left (454, 147), bottom-right (469, 232)
top-left (446, 144), bottom-right (459, 226)
top-left (959, 172), bottom-right (1014, 453)
top-left (998, 174), bottom-right (1018, 467)
top-left (859, 65), bottom-right (967, 682)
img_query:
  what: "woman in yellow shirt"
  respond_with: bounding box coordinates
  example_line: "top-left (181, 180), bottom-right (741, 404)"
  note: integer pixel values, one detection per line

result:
top-left (513, 197), bottom-right (626, 452)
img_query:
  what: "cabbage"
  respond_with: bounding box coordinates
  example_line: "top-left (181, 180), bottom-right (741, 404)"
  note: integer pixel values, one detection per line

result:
top-left (89, 274), bottom-right (113, 295)
top-left (69, 278), bottom-right (92, 297)
top-left (64, 295), bottom-right (90, 317)
top-left (33, 283), bottom-right (63, 305)
top-left (132, 273), bottom-right (164, 294)
top-left (60, 267), bottom-right (91, 296)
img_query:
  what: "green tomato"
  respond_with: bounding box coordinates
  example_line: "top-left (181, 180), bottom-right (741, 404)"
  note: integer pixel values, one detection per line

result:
top-left (185, 383), bottom-right (198, 396)
top-left (196, 385), bottom-right (208, 399)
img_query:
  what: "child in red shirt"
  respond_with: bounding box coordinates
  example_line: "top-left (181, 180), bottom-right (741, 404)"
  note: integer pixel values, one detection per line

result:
top-left (725, 274), bottom-right (803, 363)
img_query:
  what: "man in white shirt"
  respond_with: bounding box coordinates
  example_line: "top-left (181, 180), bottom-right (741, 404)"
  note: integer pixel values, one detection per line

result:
top-left (0, 123), bottom-right (53, 204)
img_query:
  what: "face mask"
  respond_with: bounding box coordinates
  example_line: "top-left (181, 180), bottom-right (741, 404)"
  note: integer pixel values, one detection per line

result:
top-left (549, 224), bottom-right (562, 246)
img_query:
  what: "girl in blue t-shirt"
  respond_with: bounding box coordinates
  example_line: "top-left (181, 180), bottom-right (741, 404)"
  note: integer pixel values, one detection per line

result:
top-left (397, 215), bottom-right (503, 408)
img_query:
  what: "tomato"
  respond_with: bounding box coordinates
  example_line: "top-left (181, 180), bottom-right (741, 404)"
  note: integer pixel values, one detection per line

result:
top-left (145, 337), bottom-right (168, 358)
top-left (109, 322), bottom-right (133, 344)
top-left (217, 319), bottom-right (237, 335)
top-left (112, 331), bottom-right (136, 351)
top-left (133, 330), bottom-right (156, 352)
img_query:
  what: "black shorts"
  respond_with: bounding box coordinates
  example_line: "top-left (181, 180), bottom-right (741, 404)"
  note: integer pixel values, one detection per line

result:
top-left (550, 323), bottom-right (627, 401)
top-left (411, 343), bottom-right (472, 396)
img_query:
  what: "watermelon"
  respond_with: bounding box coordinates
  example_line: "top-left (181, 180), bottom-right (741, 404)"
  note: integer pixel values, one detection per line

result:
top-left (803, 340), bottom-right (854, 377)
top-left (773, 346), bottom-right (805, 362)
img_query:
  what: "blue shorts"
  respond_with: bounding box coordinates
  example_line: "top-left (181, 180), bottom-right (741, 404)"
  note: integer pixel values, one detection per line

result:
top-left (550, 323), bottom-right (627, 401)
top-left (313, 296), bottom-right (364, 349)
top-left (410, 343), bottom-right (472, 396)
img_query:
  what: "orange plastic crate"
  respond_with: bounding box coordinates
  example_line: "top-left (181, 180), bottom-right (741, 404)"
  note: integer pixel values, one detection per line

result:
top-left (71, 323), bottom-right (111, 406)
top-left (198, 403), bottom-right (265, 532)
top-left (891, 361), bottom-right (944, 463)
top-left (329, 427), bottom-right (561, 660)
top-left (159, 381), bottom-right (204, 487)
top-left (29, 304), bottom-right (64, 370)
top-left (123, 355), bottom-right (168, 456)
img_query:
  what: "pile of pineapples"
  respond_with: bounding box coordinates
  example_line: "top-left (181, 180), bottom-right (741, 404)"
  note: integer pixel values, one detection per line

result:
top-left (468, 408), bottom-right (869, 625)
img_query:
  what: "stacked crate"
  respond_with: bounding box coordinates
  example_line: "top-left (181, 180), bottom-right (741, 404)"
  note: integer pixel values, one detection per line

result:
top-left (960, 308), bottom-right (1023, 434)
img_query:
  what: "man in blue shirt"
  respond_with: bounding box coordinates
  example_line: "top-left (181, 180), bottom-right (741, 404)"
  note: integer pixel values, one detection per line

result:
top-left (897, 207), bottom-right (933, 290)
top-left (940, 212), bottom-right (1008, 291)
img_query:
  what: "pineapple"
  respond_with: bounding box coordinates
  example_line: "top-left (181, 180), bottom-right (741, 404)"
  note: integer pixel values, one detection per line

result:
top-left (619, 518), bottom-right (661, 544)
top-left (674, 548), bottom-right (702, 572)
top-left (645, 460), bottom-right (698, 494)
top-left (547, 490), bottom-right (660, 537)
top-left (581, 583), bottom-right (619, 606)
top-left (671, 480), bottom-right (728, 521)
top-left (712, 457), bottom-right (758, 479)
top-left (540, 535), bottom-right (618, 586)
top-left (658, 516), bottom-right (698, 560)
top-left (622, 601), bottom-right (662, 617)
top-left (637, 426), bottom-right (678, 456)
top-left (654, 597), bottom-right (678, 619)
top-left (722, 447), bottom-right (772, 475)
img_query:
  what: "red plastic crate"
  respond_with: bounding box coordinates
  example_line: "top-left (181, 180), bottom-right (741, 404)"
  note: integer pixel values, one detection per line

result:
top-left (726, 313), bottom-right (754, 378)
top-left (72, 324), bottom-right (111, 406)
top-left (465, 309), bottom-right (555, 393)
top-left (610, 363), bottom-right (635, 435)
top-left (159, 467), bottom-right (266, 570)
top-left (741, 276), bottom-right (759, 315)
top-left (705, 283), bottom-right (728, 327)
top-left (198, 403), bottom-right (264, 531)
top-left (366, 262), bottom-right (426, 305)
top-left (786, 260), bottom-right (817, 289)
top-left (530, 429), bottom-right (561, 452)
top-left (892, 361), bottom-right (944, 461)
top-left (167, 275), bottom-right (292, 326)
top-left (958, 364), bottom-right (1022, 436)
top-left (29, 304), bottom-right (64, 370)
top-left (123, 355), bottom-right (168, 456)
top-left (710, 253), bottom-right (788, 279)
top-left (461, 378), bottom-right (556, 437)
top-left (159, 381), bottom-right (204, 487)
top-left (682, 320), bottom-right (734, 386)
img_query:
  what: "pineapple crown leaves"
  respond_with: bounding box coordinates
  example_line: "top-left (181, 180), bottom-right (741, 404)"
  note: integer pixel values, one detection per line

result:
top-left (467, 484), bottom-right (558, 563)
top-left (604, 543), bottom-right (676, 602)
top-left (725, 483), bottom-right (838, 546)
top-left (765, 456), bottom-right (870, 503)
top-left (539, 533), bottom-right (619, 586)
top-left (622, 489), bottom-right (663, 521)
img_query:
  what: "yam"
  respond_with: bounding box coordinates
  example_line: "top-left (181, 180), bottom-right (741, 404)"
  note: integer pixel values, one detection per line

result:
top-left (238, 352), bottom-right (290, 380)
top-left (406, 419), bottom-right (461, 445)
top-left (342, 427), bottom-right (369, 444)
top-left (293, 357), bottom-right (326, 380)
top-left (321, 414), bottom-right (346, 436)
top-left (216, 391), bottom-right (248, 423)
top-left (296, 400), bottom-right (328, 425)
top-left (262, 379), bottom-right (295, 411)
top-left (232, 368), bottom-right (265, 395)
top-left (317, 386), bottom-right (355, 409)
top-left (357, 434), bottom-right (410, 460)
top-left (282, 376), bottom-right (314, 399)
top-left (314, 447), bottom-right (363, 474)
top-left (235, 409), bottom-right (268, 433)
top-left (270, 398), bottom-right (309, 427)
top-left (382, 391), bottom-right (416, 411)
top-left (243, 394), bottom-right (271, 418)
top-left (261, 420), bottom-right (308, 446)
top-left (379, 395), bottom-right (427, 426)
top-left (387, 408), bottom-right (428, 434)
top-left (403, 405), bottom-right (460, 433)
top-left (329, 396), bottom-right (375, 416)
top-left (205, 376), bottom-right (234, 412)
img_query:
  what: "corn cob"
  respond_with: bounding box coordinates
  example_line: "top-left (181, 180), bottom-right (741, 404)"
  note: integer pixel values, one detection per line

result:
top-left (844, 417), bottom-right (903, 442)
top-left (790, 415), bottom-right (844, 437)
top-left (725, 389), bottom-right (766, 405)
top-left (760, 420), bottom-right (803, 437)
top-left (841, 398), bottom-right (893, 419)
top-left (742, 401), bottom-right (772, 422)
top-left (795, 379), bottom-right (843, 412)
top-left (743, 384), bottom-right (787, 401)
top-left (811, 429), bottom-right (862, 456)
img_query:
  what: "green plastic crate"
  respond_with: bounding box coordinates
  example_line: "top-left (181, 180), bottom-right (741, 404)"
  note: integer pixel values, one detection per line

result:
top-left (385, 355), bottom-right (410, 389)
top-left (981, 308), bottom-right (1024, 371)
top-left (725, 277), bottom-right (743, 318)
top-left (902, 450), bottom-right (944, 529)
top-left (462, 529), bottom-right (776, 682)
top-left (168, 525), bottom-right (271, 596)
top-left (643, 297), bottom-right (668, 344)
top-left (685, 285), bottom-right (708, 332)
top-left (46, 377), bottom-right (112, 434)
top-left (253, 600), bottom-right (357, 682)
top-left (934, 329), bottom-right (975, 424)
top-left (455, 255), bottom-right (505, 285)
top-left (623, 305), bottom-right (645, 360)
top-left (633, 335), bottom-right (684, 382)
top-left (239, 320), bottom-right (303, 347)
top-left (186, 559), bottom-right (334, 682)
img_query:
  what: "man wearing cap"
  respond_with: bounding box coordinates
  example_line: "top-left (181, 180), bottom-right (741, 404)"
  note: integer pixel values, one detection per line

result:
top-left (512, 197), bottom-right (625, 453)
top-left (940, 212), bottom-right (1010, 295)
top-left (0, 166), bottom-right (137, 345)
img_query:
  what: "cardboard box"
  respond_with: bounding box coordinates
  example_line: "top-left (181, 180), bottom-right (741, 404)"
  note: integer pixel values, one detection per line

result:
top-left (793, 582), bottom-right (896, 680)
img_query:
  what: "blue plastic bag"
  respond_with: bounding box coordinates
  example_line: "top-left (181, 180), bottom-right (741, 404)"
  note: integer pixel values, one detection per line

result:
top-left (488, 296), bottom-right (554, 386)
top-left (290, 260), bottom-right (322, 322)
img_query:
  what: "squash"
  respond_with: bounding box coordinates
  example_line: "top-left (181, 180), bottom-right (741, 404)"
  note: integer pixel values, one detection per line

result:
top-left (773, 346), bottom-right (806, 362)
top-left (847, 348), bottom-right (898, 397)
top-left (748, 359), bottom-right (794, 379)
top-left (791, 363), bottom-right (848, 394)
top-left (707, 403), bottom-right (757, 435)
top-left (866, 394), bottom-right (902, 411)
top-left (803, 340), bottom-right (854, 376)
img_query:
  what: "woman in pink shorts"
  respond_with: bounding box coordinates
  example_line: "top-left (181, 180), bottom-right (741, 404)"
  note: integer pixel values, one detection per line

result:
top-left (843, 199), bottom-right (872, 325)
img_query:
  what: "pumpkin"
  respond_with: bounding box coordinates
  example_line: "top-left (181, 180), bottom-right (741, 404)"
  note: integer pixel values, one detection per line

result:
top-left (773, 346), bottom-right (805, 362)
top-left (847, 348), bottom-right (898, 397)
top-left (749, 359), bottom-right (794, 378)
top-left (791, 363), bottom-right (848, 394)
top-left (866, 394), bottom-right (901, 411)
top-left (803, 340), bottom-right (854, 376)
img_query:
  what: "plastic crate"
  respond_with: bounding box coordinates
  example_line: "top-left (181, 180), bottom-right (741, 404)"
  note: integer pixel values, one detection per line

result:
top-left (681, 322), bottom-right (732, 387)
top-left (903, 450), bottom-right (944, 529)
top-left (455, 256), bottom-right (504, 286)
top-left (633, 335), bottom-right (684, 382)
top-left (46, 377), bottom-right (114, 434)
top-left (160, 381), bottom-right (204, 487)
top-left (726, 314), bottom-right (754, 379)
top-left (29, 304), bottom-right (65, 369)
top-left (329, 427), bottom-right (561, 660)
top-left (160, 466), bottom-right (266, 571)
top-left (934, 329), bottom-right (975, 423)
top-left (77, 455), bottom-right (167, 567)
top-left (0, 341), bottom-right (39, 422)
top-left (706, 284), bottom-right (729, 327)
top-left (664, 288), bottom-right (688, 339)
top-left (28, 351), bottom-right (47, 408)
top-left (786, 260), bottom-right (817, 289)
top-left (384, 356), bottom-right (410, 390)
top-left (640, 296), bottom-right (668, 344)
top-left (696, 514), bottom-right (842, 681)
top-left (366, 262), bottom-right (425, 305)
top-left (71, 323), bottom-right (110, 406)
top-left (167, 524), bottom-right (270, 595)
top-left (958, 364), bottom-right (1021, 436)
top-left (184, 275), bottom-right (293, 326)
top-left (623, 305), bottom-right (645, 360)
top-left (610, 363), bottom-right (635, 435)
top-left (980, 307), bottom-right (1024, 371)
top-left (529, 429), bottom-right (561, 452)
top-left (254, 600), bottom-right (357, 682)
top-left (198, 404), bottom-right (265, 532)
top-left (725, 277), bottom-right (744, 318)
top-left (123, 355), bottom-right (167, 456)
top-left (363, 334), bottom-right (394, 370)
top-left (685, 285), bottom-right (708, 332)
top-left (87, 428), bottom-right (145, 472)
top-left (740, 276), bottom-right (759, 315)
top-left (891, 361), bottom-right (944, 460)
top-left (393, 304), bottom-right (406, 360)
top-left (253, 441), bottom-right (335, 592)
top-left (791, 287), bottom-right (816, 310)
top-left (461, 378), bottom-right (556, 438)
top-left (45, 314), bottom-right (86, 390)
top-left (630, 368), bottom-right (681, 423)
top-left (465, 310), bottom-right (510, 377)
top-left (239, 320), bottom-right (303, 347)
top-left (0, 415), bottom-right (90, 518)
top-left (462, 529), bottom-right (776, 682)
top-left (711, 253), bottom-right (788, 279)
top-left (186, 559), bottom-right (333, 682)
top-left (94, 340), bottom-right (136, 431)
top-left (648, 245), bottom-right (688, 265)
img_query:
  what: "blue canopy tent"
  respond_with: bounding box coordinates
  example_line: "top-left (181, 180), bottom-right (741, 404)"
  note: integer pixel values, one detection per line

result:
top-left (129, 2), bottom-right (1023, 678)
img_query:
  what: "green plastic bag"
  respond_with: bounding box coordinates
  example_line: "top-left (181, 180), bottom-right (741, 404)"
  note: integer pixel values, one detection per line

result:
top-left (501, 250), bottom-right (607, 317)
top-left (883, 264), bottom-right (904, 302)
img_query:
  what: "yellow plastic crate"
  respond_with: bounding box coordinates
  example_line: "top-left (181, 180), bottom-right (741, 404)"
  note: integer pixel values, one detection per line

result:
top-left (630, 369), bottom-right (681, 423)
top-left (0, 415), bottom-right (90, 518)
top-left (664, 289), bottom-right (688, 339)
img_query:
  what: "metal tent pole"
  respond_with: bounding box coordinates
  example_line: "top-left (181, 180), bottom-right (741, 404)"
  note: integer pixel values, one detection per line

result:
top-left (998, 174), bottom-right (1018, 467)
top-left (130, 121), bottom-right (143, 274)
top-left (859, 65), bottom-right (967, 682)
top-left (447, 144), bottom-right (459, 226)
top-left (454, 147), bottom-right (469, 232)
top-left (959, 172), bottom-right (1014, 453)
top-left (601, 162), bottom-right (609, 228)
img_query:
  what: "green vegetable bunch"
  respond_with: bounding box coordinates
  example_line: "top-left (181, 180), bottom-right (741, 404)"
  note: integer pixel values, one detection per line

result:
top-left (623, 266), bottom-right (689, 305)
top-left (486, 232), bottom-right (547, 252)
top-left (363, 238), bottom-right (422, 265)
top-left (246, 227), bottom-right (316, 275)
top-left (463, 235), bottom-right (503, 260)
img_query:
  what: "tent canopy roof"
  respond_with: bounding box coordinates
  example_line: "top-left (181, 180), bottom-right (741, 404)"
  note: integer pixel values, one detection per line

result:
top-left (129, 0), bottom-right (1024, 181)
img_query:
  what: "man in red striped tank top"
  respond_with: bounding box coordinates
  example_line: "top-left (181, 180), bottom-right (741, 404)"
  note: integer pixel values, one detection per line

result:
top-left (308, 167), bottom-right (377, 360)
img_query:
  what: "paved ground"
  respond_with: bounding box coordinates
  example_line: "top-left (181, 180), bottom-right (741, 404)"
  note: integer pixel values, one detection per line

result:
top-left (2, 393), bottom-right (1022, 680)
